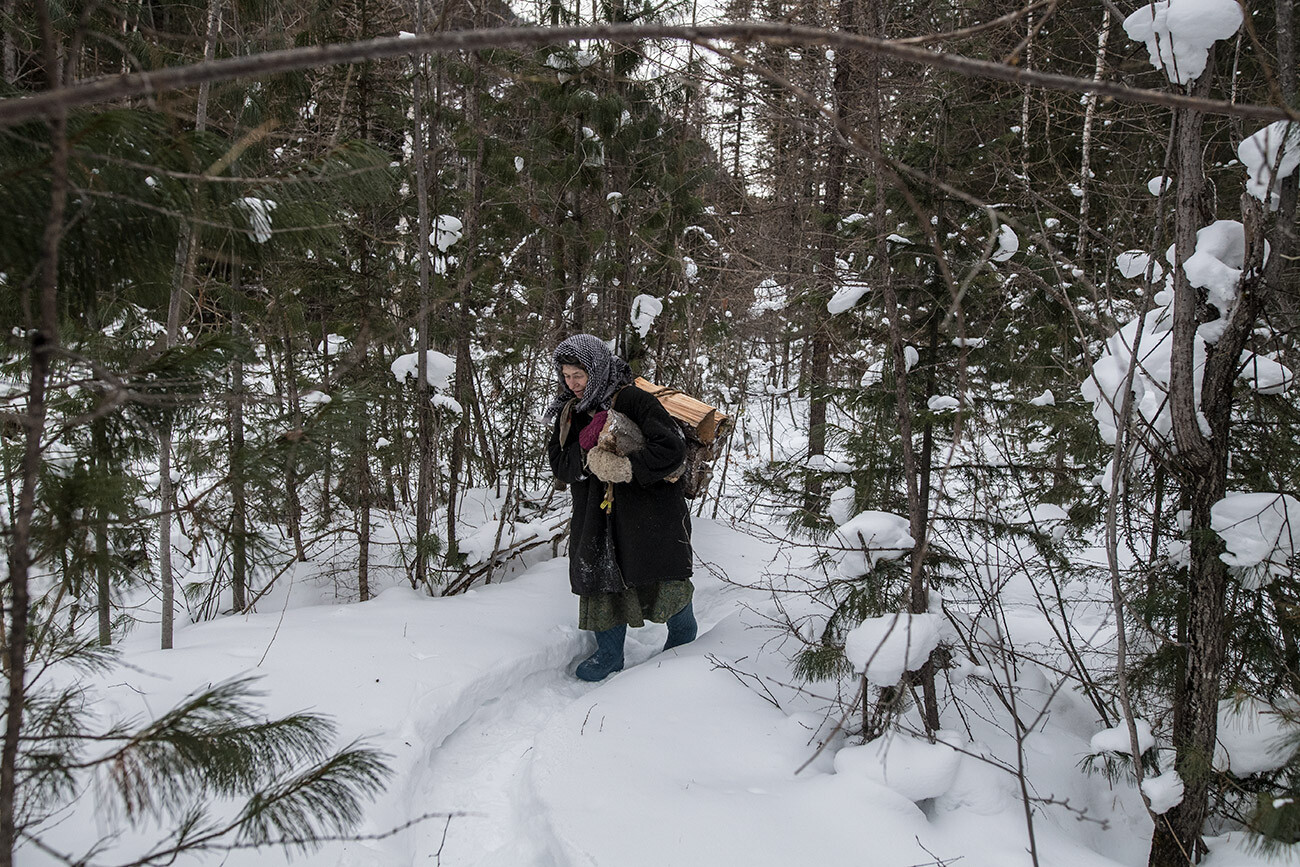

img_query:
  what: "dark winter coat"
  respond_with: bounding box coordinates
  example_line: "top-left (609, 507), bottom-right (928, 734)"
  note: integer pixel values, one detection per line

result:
top-left (548, 385), bottom-right (693, 596)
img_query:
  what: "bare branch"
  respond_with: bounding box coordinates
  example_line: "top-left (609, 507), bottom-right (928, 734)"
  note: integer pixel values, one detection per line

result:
top-left (0, 23), bottom-right (1295, 129)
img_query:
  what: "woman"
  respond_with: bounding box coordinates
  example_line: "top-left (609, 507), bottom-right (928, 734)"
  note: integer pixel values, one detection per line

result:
top-left (545, 333), bottom-right (697, 682)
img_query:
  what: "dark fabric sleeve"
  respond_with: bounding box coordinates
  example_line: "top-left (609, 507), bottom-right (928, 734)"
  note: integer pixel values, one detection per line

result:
top-left (548, 407), bottom-right (588, 485)
top-left (618, 387), bottom-right (687, 487)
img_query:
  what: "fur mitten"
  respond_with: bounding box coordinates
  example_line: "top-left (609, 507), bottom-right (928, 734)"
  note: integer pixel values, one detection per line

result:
top-left (587, 448), bottom-right (633, 483)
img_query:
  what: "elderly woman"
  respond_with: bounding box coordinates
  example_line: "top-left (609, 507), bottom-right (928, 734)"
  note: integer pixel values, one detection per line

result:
top-left (545, 334), bottom-right (697, 681)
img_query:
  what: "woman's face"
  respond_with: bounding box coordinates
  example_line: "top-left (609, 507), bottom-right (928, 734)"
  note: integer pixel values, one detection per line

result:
top-left (561, 364), bottom-right (589, 398)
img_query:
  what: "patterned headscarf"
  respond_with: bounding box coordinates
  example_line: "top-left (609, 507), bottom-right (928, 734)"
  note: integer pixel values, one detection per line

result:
top-left (544, 333), bottom-right (635, 419)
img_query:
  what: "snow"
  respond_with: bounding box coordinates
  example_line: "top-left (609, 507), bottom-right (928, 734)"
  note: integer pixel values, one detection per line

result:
top-left (844, 612), bottom-right (943, 684)
top-left (237, 196), bottom-right (277, 243)
top-left (1081, 304), bottom-right (1204, 475)
top-left (1171, 220), bottom-right (1269, 341)
top-left (1239, 121), bottom-right (1300, 208)
top-left (1210, 492), bottom-right (1300, 581)
top-left (830, 510), bottom-right (914, 577)
top-left (991, 224), bottom-right (1019, 262)
top-left (927, 395), bottom-right (960, 412)
top-left (1238, 352), bottom-right (1294, 394)
top-left (833, 730), bottom-right (962, 802)
top-left (1116, 250), bottom-right (1165, 281)
top-left (828, 486), bottom-right (856, 525)
top-left (828, 281), bottom-right (870, 315)
top-left (1090, 718), bottom-right (1155, 756)
top-left (904, 346), bottom-right (919, 372)
top-left (391, 349), bottom-right (456, 390)
top-left (1147, 175), bottom-right (1172, 196)
top-left (1141, 772), bottom-right (1185, 814)
top-left (1123, 0), bottom-right (1243, 84)
top-left (431, 393), bottom-right (463, 414)
top-left (630, 293), bottom-right (664, 337)
top-left (430, 214), bottom-right (464, 251)
top-left (750, 277), bottom-right (787, 315)
top-left (1213, 697), bottom-right (1296, 776)
top-left (1030, 389), bottom-right (1055, 406)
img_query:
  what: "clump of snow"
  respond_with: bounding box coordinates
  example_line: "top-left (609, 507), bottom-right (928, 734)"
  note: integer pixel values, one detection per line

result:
top-left (1170, 220), bottom-right (1268, 342)
top-left (804, 454), bottom-right (852, 473)
top-left (845, 612), bottom-right (942, 684)
top-left (430, 215), bottom-right (463, 252)
top-left (1142, 772), bottom-right (1185, 814)
top-left (514, 156), bottom-right (524, 172)
top-left (1123, 0), bottom-right (1243, 84)
top-left (606, 191), bottom-right (623, 213)
top-left (1238, 352), bottom-right (1294, 394)
top-left (391, 349), bottom-right (455, 390)
top-left (1029, 389), bottom-right (1055, 407)
top-left (1092, 722), bottom-right (1154, 753)
top-left (952, 337), bottom-right (986, 348)
top-left (1147, 175), bottom-right (1173, 196)
top-left (1211, 492), bottom-right (1300, 581)
top-left (834, 732), bottom-right (962, 802)
top-left (828, 281), bottom-right (871, 315)
top-left (904, 346), bottom-right (919, 372)
top-left (928, 395), bottom-right (960, 412)
top-left (990, 225), bottom-right (1018, 262)
top-left (630, 294), bottom-right (664, 338)
top-left (1214, 697), bottom-right (1296, 775)
top-left (300, 390), bottom-right (332, 409)
top-left (1116, 250), bottom-right (1165, 281)
top-left (828, 486), bottom-right (856, 525)
top-left (840, 213), bottom-right (868, 229)
top-left (860, 359), bottom-right (885, 388)
top-left (1091, 718), bottom-right (1155, 756)
top-left (431, 393), bottom-right (463, 415)
top-left (1011, 503), bottom-right (1070, 542)
top-left (750, 278), bottom-right (788, 316)
top-left (1081, 305), bottom-right (1204, 478)
top-left (1239, 122), bottom-right (1300, 208)
top-left (319, 334), bottom-right (349, 356)
top-left (237, 196), bottom-right (277, 244)
top-left (831, 511), bottom-right (914, 578)
top-left (682, 256), bottom-right (699, 283)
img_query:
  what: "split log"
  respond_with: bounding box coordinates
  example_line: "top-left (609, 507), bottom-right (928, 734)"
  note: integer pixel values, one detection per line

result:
top-left (633, 377), bottom-right (732, 445)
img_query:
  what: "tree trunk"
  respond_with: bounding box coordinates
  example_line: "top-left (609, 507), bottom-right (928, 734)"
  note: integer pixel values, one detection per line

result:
top-left (230, 263), bottom-right (247, 613)
top-left (2, 4), bottom-right (67, 861)
top-left (93, 417), bottom-right (112, 644)
top-left (160, 0), bottom-right (223, 646)
top-left (1075, 7), bottom-right (1111, 259)
top-left (412, 0), bottom-right (434, 591)
top-left (445, 73), bottom-right (487, 575)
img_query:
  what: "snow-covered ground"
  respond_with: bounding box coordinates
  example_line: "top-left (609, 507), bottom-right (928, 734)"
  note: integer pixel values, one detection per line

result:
top-left (26, 510), bottom-right (1287, 867)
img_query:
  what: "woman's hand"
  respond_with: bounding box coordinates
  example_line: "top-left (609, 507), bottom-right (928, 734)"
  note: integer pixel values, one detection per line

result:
top-left (579, 411), bottom-right (608, 451)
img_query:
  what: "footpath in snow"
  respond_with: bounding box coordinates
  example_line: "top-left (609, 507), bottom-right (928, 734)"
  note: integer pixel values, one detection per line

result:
top-left (36, 519), bottom-right (1273, 867)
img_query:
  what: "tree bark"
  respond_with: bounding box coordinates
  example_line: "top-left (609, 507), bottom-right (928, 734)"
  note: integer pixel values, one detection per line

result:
top-left (1, 3), bottom-right (67, 861)
top-left (412, 0), bottom-right (436, 591)
top-left (229, 263), bottom-right (247, 613)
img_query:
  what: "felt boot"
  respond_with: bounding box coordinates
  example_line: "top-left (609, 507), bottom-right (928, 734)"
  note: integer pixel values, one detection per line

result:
top-left (663, 601), bottom-right (698, 651)
top-left (575, 624), bottom-right (626, 682)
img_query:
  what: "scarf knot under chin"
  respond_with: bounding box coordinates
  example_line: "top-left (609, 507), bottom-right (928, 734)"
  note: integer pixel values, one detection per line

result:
top-left (544, 334), bottom-right (634, 419)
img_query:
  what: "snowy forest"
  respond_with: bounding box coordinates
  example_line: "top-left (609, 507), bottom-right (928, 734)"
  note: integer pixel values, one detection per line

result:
top-left (2, 0), bottom-right (1299, 864)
